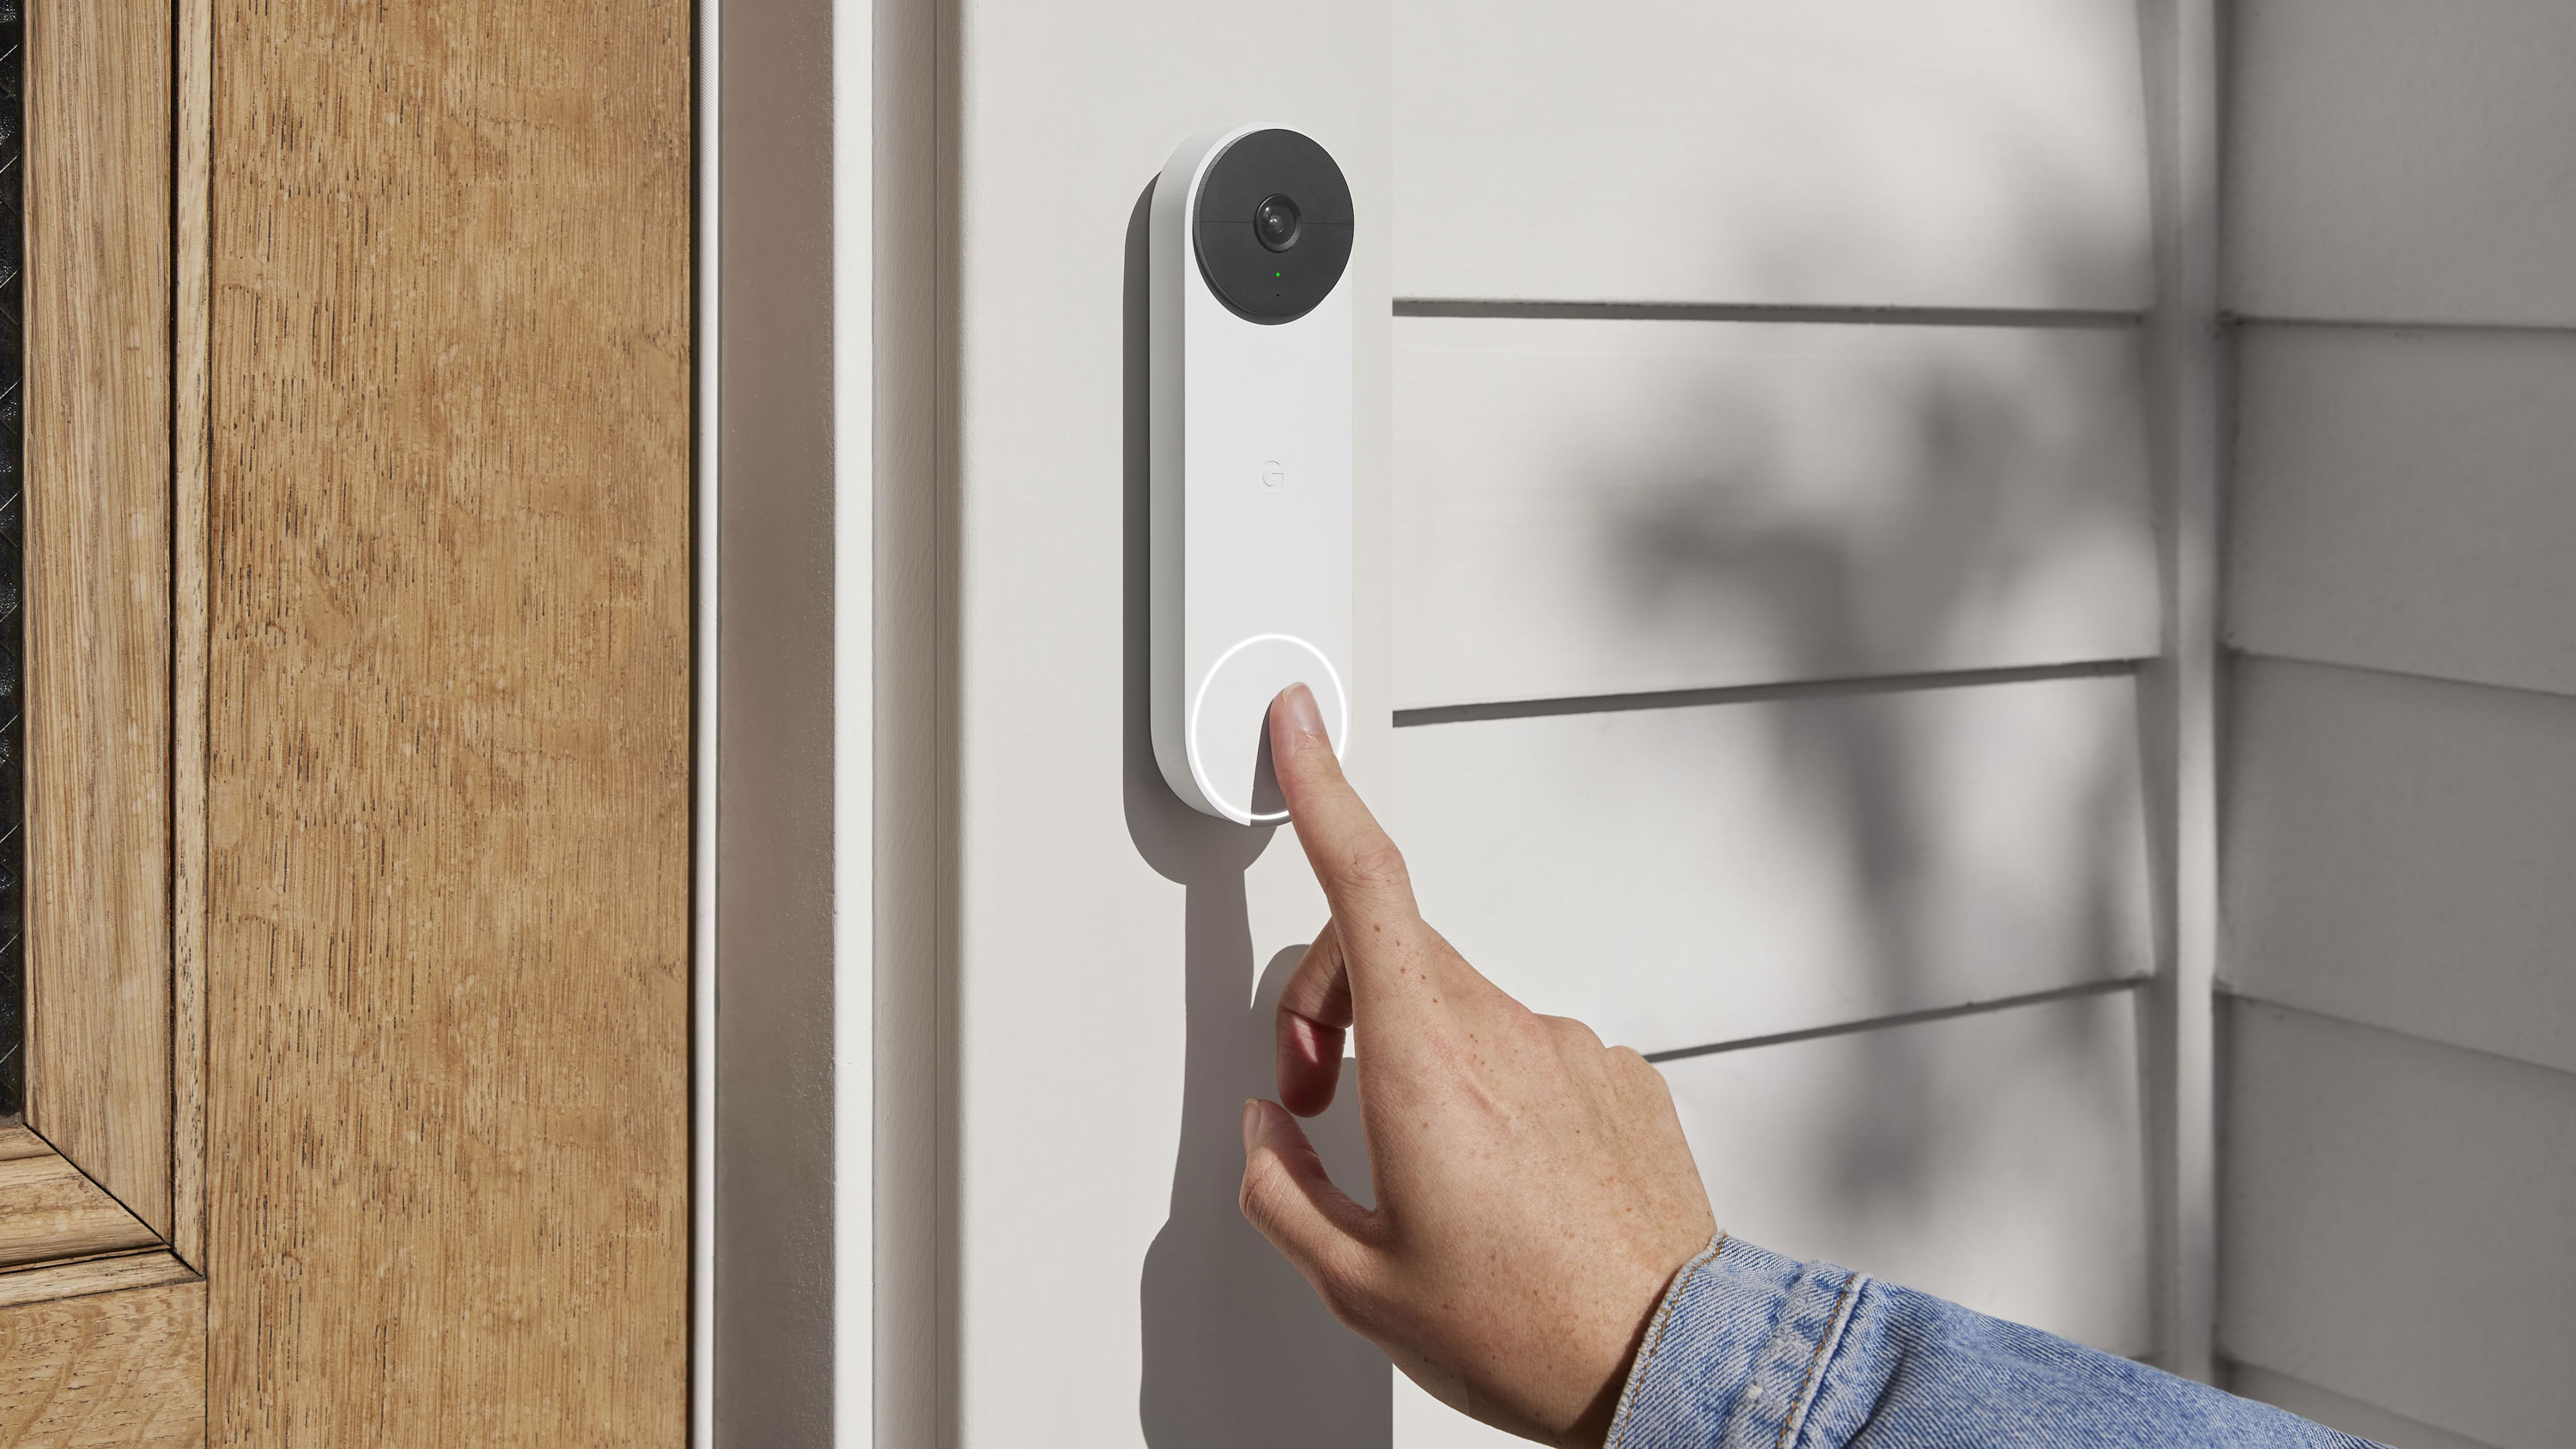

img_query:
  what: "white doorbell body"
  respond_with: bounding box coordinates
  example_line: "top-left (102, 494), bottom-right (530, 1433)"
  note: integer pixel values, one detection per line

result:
top-left (1151, 124), bottom-right (1354, 825)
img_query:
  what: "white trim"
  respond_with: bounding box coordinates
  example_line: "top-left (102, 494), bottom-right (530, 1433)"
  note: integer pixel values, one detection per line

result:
top-left (2139, 0), bottom-right (2224, 1383)
top-left (690, 0), bottom-right (722, 1434)
top-left (832, 0), bottom-right (873, 1439)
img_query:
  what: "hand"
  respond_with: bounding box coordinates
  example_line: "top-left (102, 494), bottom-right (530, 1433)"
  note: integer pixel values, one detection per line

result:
top-left (1237, 684), bottom-right (1720, 1448)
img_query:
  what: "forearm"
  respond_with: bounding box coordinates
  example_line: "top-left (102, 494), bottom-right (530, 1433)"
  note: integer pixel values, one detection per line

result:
top-left (1607, 1236), bottom-right (2379, 1449)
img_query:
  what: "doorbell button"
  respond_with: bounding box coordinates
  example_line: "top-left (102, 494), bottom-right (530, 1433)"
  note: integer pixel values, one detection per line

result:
top-left (1187, 634), bottom-right (1346, 825)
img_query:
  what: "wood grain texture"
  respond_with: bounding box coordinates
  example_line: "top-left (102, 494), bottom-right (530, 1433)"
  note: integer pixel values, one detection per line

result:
top-left (1393, 317), bottom-right (2159, 709)
top-left (0, 1132), bottom-right (161, 1269)
top-left (172, 0), bottom-right (214, 1276)
top-left (0, 1275), bottom-right (204, 1447)
top-left (0, 1125), bottom-right (57, 1162)
top-left (0, 1251), bottom-right (199, 1311)
top-left (205, 0), bottom-right (692, 1441)
top-left (24, 0), bottom-right (176, 1239)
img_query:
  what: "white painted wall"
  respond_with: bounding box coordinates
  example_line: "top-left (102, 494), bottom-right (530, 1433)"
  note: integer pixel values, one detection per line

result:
top-left (943, 3), bottom-right (1391, 1446)
top-left (1394, 0), bottom-right (2152, 309)
top-left (2225, 0), bottom-right (2576, 327)
top-left (929, 0), bottom-right (2174, 1444)
top-left (1376, 7), bottom-right (2166, 1441)
top-left (2219, 4), bottom-right (2576, 1446)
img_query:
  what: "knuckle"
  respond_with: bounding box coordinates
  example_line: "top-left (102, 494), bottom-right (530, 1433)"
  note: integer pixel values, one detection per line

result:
top-left (1343, 838), bottom-right (1412, 894)
top-left (1543, 1014), bottom-right (1606, 1052)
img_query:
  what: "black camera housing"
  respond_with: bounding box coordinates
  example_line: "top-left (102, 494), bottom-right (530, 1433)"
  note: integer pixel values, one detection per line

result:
top-left (1193, 129), bottom-right (1352, 324)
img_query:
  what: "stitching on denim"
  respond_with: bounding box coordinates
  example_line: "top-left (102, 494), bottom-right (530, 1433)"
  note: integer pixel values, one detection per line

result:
top-left (1778, 1272), bottom-right (1867, 1448)
top-left (1605, 1232), bottom-right (1728, 1449)
top-left (1770, 1271), bottom-right (1860, 1449)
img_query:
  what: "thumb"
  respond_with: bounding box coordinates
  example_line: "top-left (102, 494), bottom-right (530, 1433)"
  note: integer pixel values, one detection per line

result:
top-left (1238, 1099), bottom-right (1378, 1310)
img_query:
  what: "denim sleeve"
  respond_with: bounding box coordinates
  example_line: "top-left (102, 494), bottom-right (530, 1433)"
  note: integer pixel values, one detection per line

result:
top-left (1604, 1235), bottom-right (2384, 1449)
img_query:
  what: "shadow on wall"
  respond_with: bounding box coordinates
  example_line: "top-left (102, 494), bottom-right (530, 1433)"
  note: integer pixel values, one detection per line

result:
top-left (1580, 277), bottom-right (2149, 1271)
top-left (1603, 404), bottom-right (2145, 1227)
top-left (1394, 179), bottom-right (2160, 1338)
top-left (1121, 181), bottom-right (1393, 1449)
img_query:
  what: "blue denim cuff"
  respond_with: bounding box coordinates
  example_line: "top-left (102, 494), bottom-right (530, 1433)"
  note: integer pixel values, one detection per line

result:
top-left (1605, 1234), bottom-right (1870, 1449)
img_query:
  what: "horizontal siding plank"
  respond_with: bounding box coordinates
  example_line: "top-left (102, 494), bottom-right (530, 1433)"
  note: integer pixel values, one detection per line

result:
top-left (1394, 318), bottom-right (2158, 709)
top-left (2227, 1362), bottom-right (2501, 1449)
top-left (2220, 1001), bottom-right (2576, 1449)
top-left (1400, 990), bottom-right (2151, 1448)
top-left (1389, 673), bottom-right (2151, 1056)
top-left (2225, 657), bottom-right (2576, 1075)
top-left (2227, 0), bottom-right (2576, 325)
top-left (1394, 0), bottom-right (2151, 309)
top-left (2227, 325), bottom-right (2576, 697)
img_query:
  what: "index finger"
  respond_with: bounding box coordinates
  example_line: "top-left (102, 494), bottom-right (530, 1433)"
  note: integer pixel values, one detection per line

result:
top-left (1268, 683), bottom-right (1419, 939)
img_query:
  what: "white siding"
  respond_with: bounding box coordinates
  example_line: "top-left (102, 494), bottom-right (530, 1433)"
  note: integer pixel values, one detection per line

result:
top-left (2221, 3), bottom-right (2576, 1437)
top-left (2220, 1002), bottom-right (2576, 1449)
top-left (2229, 325), bottom-right (2576, 698)
top-left (1402, 989), bottom-right (2152, 1448)
top-left (1394, 0), bottom-right (2152, 309)
top-left (1395, 318), bottom-right (2158, 709)
top-left (2227, 1365), bottom-right (2501, 1449)
top-left (938, 0), bottom-right (2169, 1440)
top-left (2227, 658), bottom-right (2576, 1076)
top-left (2227, 0), bottom-right (2576, 326)
top-left (1391, 673), bottom-right (2150, 1056)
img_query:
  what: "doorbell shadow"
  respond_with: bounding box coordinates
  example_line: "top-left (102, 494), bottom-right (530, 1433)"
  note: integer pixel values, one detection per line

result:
top-left (1123, 178), bottom-right (1391, 1449)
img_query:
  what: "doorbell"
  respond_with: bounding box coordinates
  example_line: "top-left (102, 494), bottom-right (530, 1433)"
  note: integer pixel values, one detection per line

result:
top-left (1150, 123), bottom-right (1354, 825)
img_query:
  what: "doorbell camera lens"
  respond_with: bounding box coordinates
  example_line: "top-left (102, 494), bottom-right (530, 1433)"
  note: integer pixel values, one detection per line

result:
top-left (1189, 127), bottom-right (1353, 324)
top-left (1255, 194), bottom-right (1302, 251)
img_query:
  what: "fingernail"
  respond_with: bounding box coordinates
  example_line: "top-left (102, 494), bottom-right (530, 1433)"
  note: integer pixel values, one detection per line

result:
top-left (1274, 683), bottom-right (1324, 740)
top-left (1240, 1099), bottom-right (1263, 1152)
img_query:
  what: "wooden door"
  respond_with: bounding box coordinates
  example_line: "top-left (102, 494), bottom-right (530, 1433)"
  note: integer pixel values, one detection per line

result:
top-left (3, 0), bottom-right (696, 1440)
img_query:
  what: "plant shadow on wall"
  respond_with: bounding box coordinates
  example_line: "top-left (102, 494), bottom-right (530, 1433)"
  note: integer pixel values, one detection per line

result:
top-left (1122, 181), bottom-right (1393, 1449)
top-left (1401, 253), bottom-right (2162, 1342)
top-left (1604, 342), bottom-right (2148, 1281)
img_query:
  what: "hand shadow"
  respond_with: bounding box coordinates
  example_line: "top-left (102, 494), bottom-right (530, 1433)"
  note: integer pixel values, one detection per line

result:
top-left (1122, 177), bottom-right (1391, 1449)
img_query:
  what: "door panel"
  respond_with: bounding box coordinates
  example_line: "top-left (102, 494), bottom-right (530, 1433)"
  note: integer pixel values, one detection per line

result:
top-left (26, 0), bottom-right (176, 1240)
top-left (0, 1268), bottom-right (204, 1446)
top-left (204, 0), bottom-right (693, 1440)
